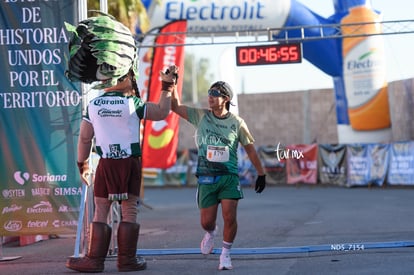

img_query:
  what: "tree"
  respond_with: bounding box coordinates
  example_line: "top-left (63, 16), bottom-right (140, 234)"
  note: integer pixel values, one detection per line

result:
top-left (182, 53), bottom-right (214, 104)
top-left (87, 0), bottom-right (214, 103)
top-left (87, 0), bottom-right (150, 32)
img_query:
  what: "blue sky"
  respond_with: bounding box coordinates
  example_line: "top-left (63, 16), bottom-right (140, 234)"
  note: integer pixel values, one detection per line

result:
top-left (187, 0), bottom-right (414, 94)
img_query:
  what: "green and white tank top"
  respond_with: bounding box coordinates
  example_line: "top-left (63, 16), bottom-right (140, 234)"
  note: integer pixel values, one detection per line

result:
top-left (84, 92), bottom-right (146, 159)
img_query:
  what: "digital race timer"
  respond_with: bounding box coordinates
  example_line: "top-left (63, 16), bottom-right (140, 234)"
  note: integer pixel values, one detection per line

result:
top-left (235, 43), bottom-right (302, 66)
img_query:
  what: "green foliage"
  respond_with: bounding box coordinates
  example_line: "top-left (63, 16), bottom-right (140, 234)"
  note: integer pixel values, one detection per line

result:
top-left (87, 0), bottom-right (149, 31)
top-left (182, 53), bottom-right (214, 103)
top-left (87, 0), bottom-right (215, 103)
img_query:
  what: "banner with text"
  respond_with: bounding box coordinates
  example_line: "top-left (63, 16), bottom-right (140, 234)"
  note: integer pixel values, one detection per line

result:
top-left (142, 20), bottom-right (187, 169)
top-left (257, 145), bottom-right (286, 185)
top-left (286, 144), bottom-right (318, 184)
top-left (318, 144), bottom-right (347, 186)
top-left (368, 143), bottom-right (389, 186)
top-left (387, 141), bottom-right (414, 185)
top-left (346, 144), bottom-right (390, 187)
top-left (346, 144), bottom-right (371, 187)
top-left (0, 1), bottom-right (81, 236)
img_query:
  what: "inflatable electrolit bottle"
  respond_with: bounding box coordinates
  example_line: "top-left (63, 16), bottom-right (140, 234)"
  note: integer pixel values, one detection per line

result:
top-left (341, 5), bottom-right (391, 131)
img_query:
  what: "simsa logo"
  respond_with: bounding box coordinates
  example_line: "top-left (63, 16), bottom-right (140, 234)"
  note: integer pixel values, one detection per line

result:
top-left (54, 187), bottom-right (82, 196)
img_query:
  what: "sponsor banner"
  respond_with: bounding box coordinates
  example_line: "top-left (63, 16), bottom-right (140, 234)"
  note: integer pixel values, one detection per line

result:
top-left (368, 143), bottom-right (389, 186)
top-left (137, 28), bottom-right (159, 103)
top-left (0, 1), bottom-right (81, 235)
top-left (346, 144), bottom-right (371, 187)
top-left (387, 141), bottom-right (414, 185)
top-left (318, 144), bottom-right (347, 186)
top-left (257, 145), bottom-right (286, 185)
top-left (346, 143), bottom-right (389, 187)
top-left (286, 144), bottom-right (318, 184)
top-left (137, 27), bottom-right (158, 162)
top-left (148, 0), bottom-right (291, 34)
top-left (142, 20), bottom-right (187, 168)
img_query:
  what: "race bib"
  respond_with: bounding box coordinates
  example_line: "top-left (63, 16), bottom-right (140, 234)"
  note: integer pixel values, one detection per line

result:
top-left (206, 145), bottom-right (229, 162)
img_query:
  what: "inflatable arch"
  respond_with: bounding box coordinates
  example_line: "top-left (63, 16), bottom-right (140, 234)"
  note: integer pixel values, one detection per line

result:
top-left (139, 0), bottom-right (391, 143)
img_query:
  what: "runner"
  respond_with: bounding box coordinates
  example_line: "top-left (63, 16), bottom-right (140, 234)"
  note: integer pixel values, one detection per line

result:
top-left (171, 80), bottom-right (266, 270)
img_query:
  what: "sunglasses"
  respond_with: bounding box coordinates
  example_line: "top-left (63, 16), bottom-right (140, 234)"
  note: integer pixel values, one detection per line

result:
top-left (208, 89), bottom-right (225, 97)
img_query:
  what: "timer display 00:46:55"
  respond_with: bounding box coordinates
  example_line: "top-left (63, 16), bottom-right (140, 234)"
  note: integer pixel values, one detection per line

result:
top-left (235, 43), bottom-right (302, 66)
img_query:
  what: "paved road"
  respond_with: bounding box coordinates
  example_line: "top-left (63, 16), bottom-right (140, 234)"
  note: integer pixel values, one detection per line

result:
top-left (2, 185), bottom-right (414, 274)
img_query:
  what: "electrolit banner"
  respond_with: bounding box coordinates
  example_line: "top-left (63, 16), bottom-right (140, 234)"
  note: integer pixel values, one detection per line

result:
top-left (275, 0), bottom-right (391, 143)
top-left (148, 0), bottom-right (291, 33)
top-left (339, 4), bottom-right (391, 142)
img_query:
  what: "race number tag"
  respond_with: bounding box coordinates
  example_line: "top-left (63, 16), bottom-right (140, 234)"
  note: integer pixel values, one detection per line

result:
top-left (206, 145), bottom-right (229, 162)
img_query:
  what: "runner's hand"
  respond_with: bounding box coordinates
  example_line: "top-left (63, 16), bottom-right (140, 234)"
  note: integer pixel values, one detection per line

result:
top-left (77, 161), bottom-right (90, 186)
top-left (160, 65), bottom-right (179, 84)
top-left (255, 175), bottom-right (266, 193)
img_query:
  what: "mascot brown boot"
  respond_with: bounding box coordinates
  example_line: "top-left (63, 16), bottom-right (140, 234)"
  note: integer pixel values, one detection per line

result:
top-left (117, 222), bottom-right (147, 272)
top-left (66, 222), bottom-right (112, 273)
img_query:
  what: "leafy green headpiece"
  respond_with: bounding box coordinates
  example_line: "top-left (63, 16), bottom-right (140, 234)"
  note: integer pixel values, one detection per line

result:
top-left (65, 13), bottom-right (138, 89)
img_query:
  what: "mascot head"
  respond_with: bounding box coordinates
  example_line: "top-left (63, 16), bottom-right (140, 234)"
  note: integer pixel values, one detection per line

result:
top-left (65, 12), bottom-right (138, 90)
